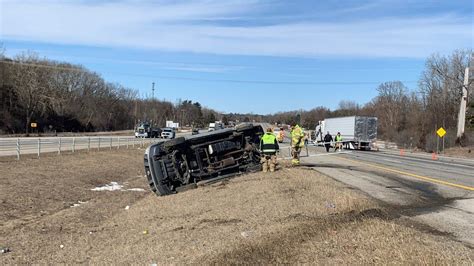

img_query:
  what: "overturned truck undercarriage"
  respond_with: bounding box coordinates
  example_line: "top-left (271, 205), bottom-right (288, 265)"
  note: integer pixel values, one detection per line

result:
top-left (144, 124), bottom-right (264, 196)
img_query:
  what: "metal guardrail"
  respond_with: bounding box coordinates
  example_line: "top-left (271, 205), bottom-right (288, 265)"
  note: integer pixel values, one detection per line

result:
top-left (0, 136), bottom-right (162, 160)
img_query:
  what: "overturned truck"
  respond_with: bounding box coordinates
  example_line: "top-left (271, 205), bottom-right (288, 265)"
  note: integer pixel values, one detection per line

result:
top-left (144, 124), bottom-right (264, 196)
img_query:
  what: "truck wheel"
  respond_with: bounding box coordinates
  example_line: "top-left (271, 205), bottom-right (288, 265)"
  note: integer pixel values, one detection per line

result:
top-left (163, 159), bottom-right (177, 179)
top-left (163, 137), bottom-right (185, 150)
top-left (235, 124), bottom-right (253, 132)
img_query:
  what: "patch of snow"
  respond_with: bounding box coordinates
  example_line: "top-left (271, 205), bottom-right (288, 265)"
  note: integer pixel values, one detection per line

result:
top-left (70, 200), bottom-right (88, 208)
top-left (91, 182), bottom-right (146, 192)
top-left (126, 188), bottom-right (146, 192)
top-left (241, 231), bottom-right (253, 238)
top-left (91, 182), bottom-right (123, 191)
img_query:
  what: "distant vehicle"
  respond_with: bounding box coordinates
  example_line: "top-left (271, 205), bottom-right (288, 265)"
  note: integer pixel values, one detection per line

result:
top-left (161, 128), bottom-right (176, 139)
top-left (166, 120), bottom-right (179, 129)
top-left (135, 123), bottom-right (161, 138)
top-left (315, 116), bottom-right (377, 150)
top-left (192, 128), bottom-right (199, 135)
top-left (208, 122), bottom-right (224, 131)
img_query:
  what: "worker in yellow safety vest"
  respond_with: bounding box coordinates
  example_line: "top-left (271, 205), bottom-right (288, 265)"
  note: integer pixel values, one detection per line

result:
top-left (290, 123), bottom-right (305, 165)
top-left (260, 128), bottom-right (280, 172)
top-left (335, 132), bottom-right (343, 152)
top-left (277, 128), bottom-right (285, 143)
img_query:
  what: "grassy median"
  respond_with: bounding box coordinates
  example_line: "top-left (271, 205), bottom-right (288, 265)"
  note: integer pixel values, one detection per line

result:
top-left (0, 149), bottom-right (472, 264)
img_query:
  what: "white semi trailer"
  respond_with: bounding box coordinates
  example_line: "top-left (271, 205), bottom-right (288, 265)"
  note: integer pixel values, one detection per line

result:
top-left (315, 116), bottom-right (377, 150)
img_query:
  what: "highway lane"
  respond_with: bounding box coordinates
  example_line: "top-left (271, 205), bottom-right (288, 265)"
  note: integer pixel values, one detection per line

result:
top-left (0, 133), bottom-right (190, 158)
top-left (346, 150), bottom-right (474, 191)
top-left (301, 147), bottom-right (474, 245)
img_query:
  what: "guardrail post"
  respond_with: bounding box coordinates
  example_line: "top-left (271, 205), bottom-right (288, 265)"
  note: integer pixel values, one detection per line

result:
top-left (58, 137), bottom-right (62, 155)
top-left (117, 137), bottom-right (120, 150)
top-left (126, 138), bottom-right (129, 149)
top-left (109, 137), bottom-right (112, 150)
top-left (98, 137), bottom-right (101, 151)
top-left (132, 138), bottom-right (135, 148)
top-left (16, 138), bottom-right (20, 160)
top-left (37, 138), bottom-right (41, 158)
top-left (72, 137), bottom-right (76, 153)
top-left (88, 137), bottom-right (91, 152)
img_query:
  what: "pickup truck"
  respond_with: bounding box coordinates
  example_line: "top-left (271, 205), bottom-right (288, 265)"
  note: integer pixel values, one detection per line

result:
top-left (161, 128), bottom-right (176, 139)
top-left (144, 124), bottom-right (263, 196)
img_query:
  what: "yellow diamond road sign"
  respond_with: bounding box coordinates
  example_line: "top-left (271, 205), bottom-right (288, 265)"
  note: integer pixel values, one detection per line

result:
top-left (437, 127), bottom-right (446, 138)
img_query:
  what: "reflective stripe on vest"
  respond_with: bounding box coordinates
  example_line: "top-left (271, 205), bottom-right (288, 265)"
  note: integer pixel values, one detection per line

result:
top-left (261, 133), bottom-right (277, 153)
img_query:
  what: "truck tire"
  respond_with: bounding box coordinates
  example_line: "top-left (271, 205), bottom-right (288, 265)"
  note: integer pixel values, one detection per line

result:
top-left (163, 137), bottom-right (185, 150)
top-left (163, 159), bottom-right (176, 178)
top-left (235, 124), bottom-right (253, 132)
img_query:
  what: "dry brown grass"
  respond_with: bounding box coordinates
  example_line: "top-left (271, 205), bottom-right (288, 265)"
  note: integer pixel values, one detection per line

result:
top-left (0, 151), bottom-right (472, 264)
top-left (443, 145), bottom-right (474, 159)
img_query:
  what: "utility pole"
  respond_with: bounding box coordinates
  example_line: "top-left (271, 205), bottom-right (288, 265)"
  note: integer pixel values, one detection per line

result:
top-left (151, 82), bottom-right (155, 100)
top-left (456, 67), bottom-right (469, 139)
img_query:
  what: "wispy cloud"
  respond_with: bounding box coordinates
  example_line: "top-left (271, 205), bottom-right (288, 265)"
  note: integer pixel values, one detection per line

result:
top-left (1, 0), bottom-right (471, 58)
top-left (160, 65), bottom-right (243, 73)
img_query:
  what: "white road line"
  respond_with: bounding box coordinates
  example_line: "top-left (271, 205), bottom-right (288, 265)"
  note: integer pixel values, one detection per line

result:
top-left (282, 151), bottom-right (352, 160)
top-left (380, 158), bottom-right (403, 164)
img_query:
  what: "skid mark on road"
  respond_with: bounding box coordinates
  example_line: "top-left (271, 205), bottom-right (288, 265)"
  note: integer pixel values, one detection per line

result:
top-left (338, 156), bottom-right (474, 192)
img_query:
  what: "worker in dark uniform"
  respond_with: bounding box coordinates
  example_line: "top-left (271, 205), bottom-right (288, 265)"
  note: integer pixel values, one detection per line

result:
top-left (323, 131), bottom-right (333, 152)
top-left (260, 127), bottom-right (280, 172)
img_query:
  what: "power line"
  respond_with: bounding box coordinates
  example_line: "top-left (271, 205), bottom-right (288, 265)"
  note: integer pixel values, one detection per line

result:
top-left (111, 72), bottom-right (418, 85)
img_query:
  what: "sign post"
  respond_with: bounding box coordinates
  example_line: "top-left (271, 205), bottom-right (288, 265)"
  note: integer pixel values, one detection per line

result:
top-left (31, 122), bottom-right (37, 134)
top-left (437, 127), bottom-right (446, 153)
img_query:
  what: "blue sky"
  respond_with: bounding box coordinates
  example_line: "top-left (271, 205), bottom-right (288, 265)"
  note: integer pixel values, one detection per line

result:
top-left (1, 0), bottom-right (472, 114)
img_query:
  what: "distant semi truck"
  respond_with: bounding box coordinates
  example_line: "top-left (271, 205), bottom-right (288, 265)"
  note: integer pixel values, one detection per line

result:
top-left (134, 123), bottom-right (162, 138)
top-left (315, 116), bottom-right (377, 150)
top-left (208, 121), bottom-right (224, 131)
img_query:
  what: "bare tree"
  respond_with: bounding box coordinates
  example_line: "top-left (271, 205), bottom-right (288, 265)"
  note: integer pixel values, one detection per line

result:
top-left (10, 52), bottom-right (49, 135)
top-left (419, 50), bottom-right (471, 136)
top-left (371, 81), bottom-right (408, 140)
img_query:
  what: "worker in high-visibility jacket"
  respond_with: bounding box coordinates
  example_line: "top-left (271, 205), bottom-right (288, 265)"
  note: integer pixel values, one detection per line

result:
top-left (334, 132), bottom-right (343, 152)
top-left (260, 128), bottom-right (280, 172)
top-left (290, 123), bottom-right (305, 166)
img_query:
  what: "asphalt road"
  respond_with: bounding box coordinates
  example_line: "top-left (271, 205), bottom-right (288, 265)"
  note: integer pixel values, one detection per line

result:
top-left (296, 146), bottom-right (474, 246)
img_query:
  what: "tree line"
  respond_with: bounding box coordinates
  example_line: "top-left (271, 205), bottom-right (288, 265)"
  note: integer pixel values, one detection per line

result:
top-left (262, 50), bottom-right (472, 151)
top-left (1, 48), bottom-right (472, 151)
top-left (0, 51), bottom-right (221, 135)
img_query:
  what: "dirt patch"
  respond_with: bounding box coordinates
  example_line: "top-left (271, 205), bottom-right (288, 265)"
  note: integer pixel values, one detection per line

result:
top-left (443, 145), bottom-right (474, 159)
top-left (0, 151), bottom-right (472, 264)
top-left (0, 149), bottom-right (146, 227)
